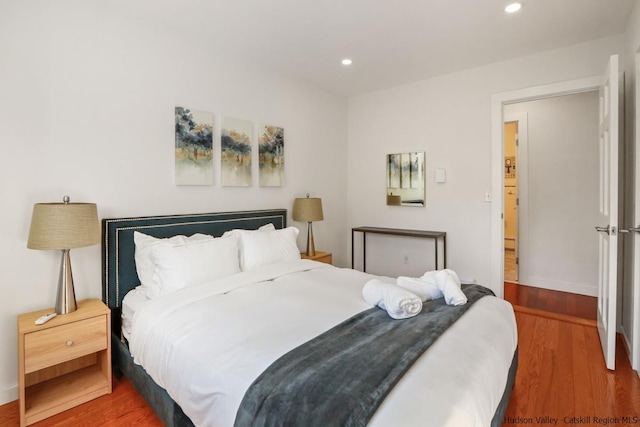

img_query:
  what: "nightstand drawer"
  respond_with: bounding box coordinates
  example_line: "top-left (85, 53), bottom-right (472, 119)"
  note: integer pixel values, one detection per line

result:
top-left (24, 316), bottom-right (107, 374)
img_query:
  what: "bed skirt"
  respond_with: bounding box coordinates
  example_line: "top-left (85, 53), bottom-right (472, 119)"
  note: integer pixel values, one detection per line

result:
top-left (112, 331), bottom-right (517, 427)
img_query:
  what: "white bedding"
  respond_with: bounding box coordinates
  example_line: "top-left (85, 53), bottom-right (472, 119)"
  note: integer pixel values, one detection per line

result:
top-left (121, 286), bottom-right (148, 341)
top-left (129, 260), bottom-right (517, 427)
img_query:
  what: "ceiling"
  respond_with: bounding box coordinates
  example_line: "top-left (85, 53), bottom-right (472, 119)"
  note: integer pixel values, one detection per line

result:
top-left (106, 0), bottom-right (635, 96)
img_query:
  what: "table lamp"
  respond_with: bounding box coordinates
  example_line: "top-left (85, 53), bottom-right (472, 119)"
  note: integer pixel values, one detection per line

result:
top-left (292, 194), bottom-right (323, 257)
top-left (27, 196), bottom-right (100, 314)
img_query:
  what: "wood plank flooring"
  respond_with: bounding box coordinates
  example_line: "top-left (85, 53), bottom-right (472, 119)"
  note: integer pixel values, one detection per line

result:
top-left (504, 281), bottom-right (597, 322)
top-left (503, 282), bottom-right (639, 423)
top-left (504, 311), bottom-right (640, 423)
top-left (505, 248), bottom-right (517, 282)
top-left (0, 375), bottom-right (162, 427)
top-left (0, 286), bottom-right (637, 426)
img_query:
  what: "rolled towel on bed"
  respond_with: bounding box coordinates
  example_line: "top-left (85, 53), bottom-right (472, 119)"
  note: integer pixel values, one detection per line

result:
top-left (444, 269), bottom-right (462, 287)
top-left (399, 269), bottom-right (467, 306)
top-left (431, 270), bottom-right (467, 306)
top-left (362, 279), bottom-right (423, 319)
top-left (396, 276), bottom-right (442, 302)
top-left (367, 269), bottom-right (466, 313)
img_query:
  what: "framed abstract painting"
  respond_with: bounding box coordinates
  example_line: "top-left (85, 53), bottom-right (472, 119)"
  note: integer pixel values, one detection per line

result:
top-left (221, 117), bottom-right (252, 187)
top-left (258, 124), bottom-right (284, 187)
top-left (175, 107), bottom-right (214, 185)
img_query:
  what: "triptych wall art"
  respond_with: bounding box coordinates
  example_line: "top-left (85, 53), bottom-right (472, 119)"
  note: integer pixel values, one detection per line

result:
top-left (174, 106), bottom-right (285, 187)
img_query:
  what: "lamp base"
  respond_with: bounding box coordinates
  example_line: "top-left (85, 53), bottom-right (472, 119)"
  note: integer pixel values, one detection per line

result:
top-left (55, 249), bottom-right (77, 314)
top-left (306, 222), bottom-right (316, 257)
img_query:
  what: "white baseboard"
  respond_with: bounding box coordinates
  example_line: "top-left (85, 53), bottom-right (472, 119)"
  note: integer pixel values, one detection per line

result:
top-left (526, 276), bottom-right (597, 297)
top-left (0, 385), bottom-right (18, 406)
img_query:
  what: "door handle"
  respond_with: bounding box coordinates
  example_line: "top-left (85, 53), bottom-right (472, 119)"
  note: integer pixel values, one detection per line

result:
top-left (595, 225), bottom-right (610, 234)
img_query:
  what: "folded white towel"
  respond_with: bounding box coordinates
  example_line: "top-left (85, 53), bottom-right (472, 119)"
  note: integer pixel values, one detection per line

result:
top-left (362, 279), bottom-right (423, 319)
top-left (397, 269), bottom-right (467, 306)
top-left (429, 270), bottom-right (467, 306)
top-left (443, 269), bottom-right (462, 287)
top-left (396, 276), bottom-right (442, 301)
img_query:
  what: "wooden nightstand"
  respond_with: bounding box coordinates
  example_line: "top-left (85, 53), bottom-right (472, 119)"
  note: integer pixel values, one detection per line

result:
top-left (18, 299), bottom-right (112, 426)
top-left (301, 251), bottom-right (332, 265)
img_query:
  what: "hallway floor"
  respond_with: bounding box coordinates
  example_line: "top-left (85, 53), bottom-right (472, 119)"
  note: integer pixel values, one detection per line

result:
top-left (504, 248), bottom-right (517, 283)
top-left (503, 248), bottom-right (596, 322)
top-left (504, 281), bottom-right (597, 322)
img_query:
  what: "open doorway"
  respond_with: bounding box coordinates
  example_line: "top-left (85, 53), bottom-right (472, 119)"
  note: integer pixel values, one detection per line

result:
top-left (492, 58), bottom-right (623, 370)
top-left (491, 74), bottom-right (607, 300)
top-left (502, 92), bottom-right (600, 297)
top-left (503, 120), bottom-right (519, 283)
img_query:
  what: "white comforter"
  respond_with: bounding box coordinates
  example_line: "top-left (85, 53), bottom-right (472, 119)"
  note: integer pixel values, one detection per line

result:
top-left (129, 260), bottom-right (517, 427)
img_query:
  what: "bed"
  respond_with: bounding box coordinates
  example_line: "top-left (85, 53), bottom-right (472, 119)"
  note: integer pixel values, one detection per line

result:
top-left (102, 209), bottom-right (518, 427)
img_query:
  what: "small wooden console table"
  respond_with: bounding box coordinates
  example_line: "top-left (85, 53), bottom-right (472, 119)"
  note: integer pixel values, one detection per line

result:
top-left (351, 226), bottom-right (446, 272)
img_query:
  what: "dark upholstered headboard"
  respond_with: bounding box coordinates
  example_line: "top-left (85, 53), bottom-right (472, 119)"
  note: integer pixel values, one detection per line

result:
top-left (101, 209), bottom-right (287, 312)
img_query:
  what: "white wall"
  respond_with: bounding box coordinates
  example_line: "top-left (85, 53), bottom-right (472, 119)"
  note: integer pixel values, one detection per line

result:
top-left (0, 2), bottom-right (348, 403)
top-left (504, 92), bottom-right (600, 296)
top-left (347, 35), bottom-right (624, 291)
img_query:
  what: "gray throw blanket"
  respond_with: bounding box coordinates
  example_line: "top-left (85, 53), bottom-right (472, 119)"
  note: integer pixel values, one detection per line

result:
top-left (234, 284), bottom-right (494, 427)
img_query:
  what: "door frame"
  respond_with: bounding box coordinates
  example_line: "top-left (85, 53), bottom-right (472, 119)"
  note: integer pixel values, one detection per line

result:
top-left (490, 75), bottom-right (602, 299)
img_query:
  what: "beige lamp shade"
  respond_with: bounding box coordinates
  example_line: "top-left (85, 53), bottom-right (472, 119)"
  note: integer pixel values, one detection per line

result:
top-left (27, 201), bottom-right (100, 250)
top-left (292, 197), bottom-right (324, 222)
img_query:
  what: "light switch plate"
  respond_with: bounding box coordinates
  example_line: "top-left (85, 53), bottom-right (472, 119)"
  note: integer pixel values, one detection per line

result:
top-left (435, 168), bottom-right (446, 183)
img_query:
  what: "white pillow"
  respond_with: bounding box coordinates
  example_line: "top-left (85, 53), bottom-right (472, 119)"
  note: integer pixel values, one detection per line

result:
top-left (222, 223), bottom-right (278, 268)
top-left (148, 234), bottom-right (240, 298)
top-left (222, 222), bottom-right (275, 239)
top-left (133, 231), bottom-right (213, 295)
top-left (258, 223), bottom-right (276, 231)
top-left (239, 226), bottom-right (300, 271)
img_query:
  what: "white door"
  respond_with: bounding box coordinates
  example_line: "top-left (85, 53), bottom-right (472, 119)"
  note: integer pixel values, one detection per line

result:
top-left (629, 53), bottom-right (640, 374)
top-left (631, 107), bottom-right (640, 373)
top-left (633, 120), bottom-right (640, 372)
top-left (595, 54), bottom-right (619, 371)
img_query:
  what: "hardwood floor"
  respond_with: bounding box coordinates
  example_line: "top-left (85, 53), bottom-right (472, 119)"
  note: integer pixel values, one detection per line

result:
top-left (504, 283), bottom-right (639, 423)
top-left (504, 281), bottom-right (597, 322)
top-left (0, 286), bottom-right (636, 426)
top-left (505, 248), bottom-right (517, 282)
top-left (0, 375), bottom-right (162, 427)
top-left (504, 310), bottom-right (640, 423)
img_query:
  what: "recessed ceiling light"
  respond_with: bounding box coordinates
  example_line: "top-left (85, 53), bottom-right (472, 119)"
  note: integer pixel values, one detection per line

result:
top-left (341, 59), bottom-right (353, 66)
top-left (505, 3), bottom-right (522, 13)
